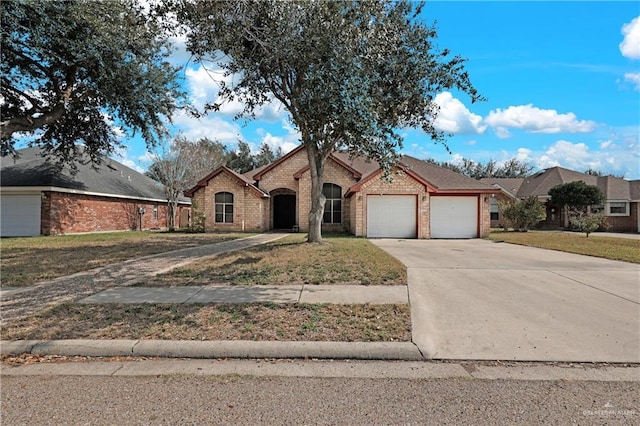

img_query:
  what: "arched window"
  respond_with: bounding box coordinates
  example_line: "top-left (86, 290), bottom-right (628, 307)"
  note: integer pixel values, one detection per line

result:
top-left (215, 192), bottom-right (234, 223)
top-left (322, 183), bottom-right (342, 224)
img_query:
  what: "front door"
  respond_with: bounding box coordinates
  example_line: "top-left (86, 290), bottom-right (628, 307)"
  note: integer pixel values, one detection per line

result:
top-left (273, 194), bottom-right (296, 229)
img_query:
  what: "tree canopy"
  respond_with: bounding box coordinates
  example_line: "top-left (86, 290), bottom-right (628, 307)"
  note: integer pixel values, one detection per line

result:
top-left (176, 0), bottom-right (483, 242)
top-left (426, 157), bottom-right (532, 179)
top-left (1, 0), bottom-right (183, 166)
top-left (548, 181), bottom-right (604, 210)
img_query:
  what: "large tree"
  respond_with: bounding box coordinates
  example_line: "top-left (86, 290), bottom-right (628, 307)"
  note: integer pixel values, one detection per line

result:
top-left (548, 181), bottom-right (604, 229)
top-left (176, 0), bottom-right (482, 242)
top-left (147, 137), bottom-right (227, 230)
top-left (1, 0), bottom-right (183, 167)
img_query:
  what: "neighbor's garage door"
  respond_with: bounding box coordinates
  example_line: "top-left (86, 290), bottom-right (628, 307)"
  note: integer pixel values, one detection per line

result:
top-left (0, 194), bottom-right (41, 237)
top-left (367, 195), bottom-right (417, 238)
top-left (430, 196), bottom-right (478, 239)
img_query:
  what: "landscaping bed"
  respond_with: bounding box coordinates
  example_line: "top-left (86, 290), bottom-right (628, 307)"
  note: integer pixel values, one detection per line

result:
top-left (1, 303), bottom-right (411, 342)
top-left (144, 233), bottom-right (407, 287)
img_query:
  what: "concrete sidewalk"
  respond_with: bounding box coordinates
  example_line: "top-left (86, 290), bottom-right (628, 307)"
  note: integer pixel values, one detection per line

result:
top-left (77, 284), bottom-right (408, 305)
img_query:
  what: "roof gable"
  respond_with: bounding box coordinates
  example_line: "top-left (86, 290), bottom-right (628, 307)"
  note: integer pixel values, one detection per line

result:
top-left (186, 165), bottom-right (269, 198)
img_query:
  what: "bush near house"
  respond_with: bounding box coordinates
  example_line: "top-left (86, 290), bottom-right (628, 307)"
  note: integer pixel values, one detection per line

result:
top-left (499, 196), bottom-right (547, 231)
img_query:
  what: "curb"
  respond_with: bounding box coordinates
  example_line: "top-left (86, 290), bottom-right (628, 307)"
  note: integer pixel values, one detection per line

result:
top-left (0, 340), bottom-right (426, 361)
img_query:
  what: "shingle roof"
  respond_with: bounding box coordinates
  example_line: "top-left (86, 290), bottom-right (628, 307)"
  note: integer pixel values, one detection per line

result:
top-left (479, 178), bottom-right (525, 198)
top-left (1, 147), bottom-right (188, 203)
top-left (483, 166), bottom-right (637, 201)
top-left (399, 156), bottom-right (496, 191)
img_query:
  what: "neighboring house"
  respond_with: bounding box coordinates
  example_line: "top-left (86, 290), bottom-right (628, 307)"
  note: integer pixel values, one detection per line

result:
top-left (186, 145), bottom-right (498, 239)
top-left (0, 147), bottom-right (191, 237)
top-left (482, 166), bottom-right (640, 232)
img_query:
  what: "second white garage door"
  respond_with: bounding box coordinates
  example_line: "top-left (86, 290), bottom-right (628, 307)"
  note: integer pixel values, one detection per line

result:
top-left (430, 196), bottom-right (478, 239)
top-left (367, 195), bottom-right (417, 238)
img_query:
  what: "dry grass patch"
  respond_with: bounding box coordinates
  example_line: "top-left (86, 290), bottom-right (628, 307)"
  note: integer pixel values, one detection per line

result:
top-left (146, 234), bottom-right (407, 287)
top-left (488, 230), bottom-right (640, 263)
top-left (0, 232), bottom-right (246, 287)
top-left (1, 303), bottom-right (411, 342)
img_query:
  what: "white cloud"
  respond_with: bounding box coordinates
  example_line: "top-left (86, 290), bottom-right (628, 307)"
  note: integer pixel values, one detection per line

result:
top-left (537, 140), bottom-right (597, 171)
top-left (624, 72), bottom-right (640, 91)
top-left (172, 110), bottom-right (244, 146)
top-left (620, 16), bottom-right (640, 59)
top-left (433, 92), bottom-right (486, 135)
top-left (185, 65), bottom-right (286, 122)
top-left (257, 119), bottom-right (301, 154)
top-left (484, 104), bottom-right (596, 137)
top-left (515, 147), bottom-right (532, 163)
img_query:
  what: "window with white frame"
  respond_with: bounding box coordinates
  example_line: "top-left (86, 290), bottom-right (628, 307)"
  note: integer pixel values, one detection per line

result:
top-left (490, 197), bottom-right (499, 221)
top-left (607, 201), bottom-right (629, 216)
top-left (215, 192), bottom-right (234, 223)
top-left (322, 183), bottom-right (342, 224)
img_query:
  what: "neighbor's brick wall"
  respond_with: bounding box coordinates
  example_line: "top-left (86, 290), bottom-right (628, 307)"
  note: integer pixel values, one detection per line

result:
top-left (490, 193), bottom-right (513, 228)
top-left (480, 195), bottom-right (491, 237)
top-left (605, 202), bottom-right (638, 232)
top-left (41, 191), bottom-right (172, 235)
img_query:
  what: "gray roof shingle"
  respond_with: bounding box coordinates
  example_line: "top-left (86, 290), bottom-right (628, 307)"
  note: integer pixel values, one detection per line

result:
top-left (1, 147), bottom-right (187, 203)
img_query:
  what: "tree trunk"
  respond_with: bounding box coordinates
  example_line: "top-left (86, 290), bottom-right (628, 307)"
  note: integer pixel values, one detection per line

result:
top-left (305, 143), bottom-right (326, 243)
top-left (167, 201), bottom-right (177, 231)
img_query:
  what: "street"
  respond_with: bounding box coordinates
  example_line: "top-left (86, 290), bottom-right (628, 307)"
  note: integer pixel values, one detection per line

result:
top-left (1, 360), bottom-right (638, 425)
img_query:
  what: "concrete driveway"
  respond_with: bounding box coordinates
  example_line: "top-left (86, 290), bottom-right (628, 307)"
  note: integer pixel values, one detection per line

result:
top-left (372, 239), bottom-right (640, 363)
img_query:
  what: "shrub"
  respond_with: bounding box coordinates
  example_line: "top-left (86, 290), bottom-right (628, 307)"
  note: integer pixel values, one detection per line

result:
top-left (500, 196), bottom-right (547, 231)
top-left (569, 211), bottom-right (608, 237)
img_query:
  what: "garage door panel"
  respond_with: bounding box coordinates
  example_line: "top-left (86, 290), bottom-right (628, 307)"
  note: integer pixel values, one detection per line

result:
top-left (367, 195), bottom-right (417, 238)
top-left (430, 196), bottom-right (477, 239)
top-left (0, 194), bottom-right (41, 237)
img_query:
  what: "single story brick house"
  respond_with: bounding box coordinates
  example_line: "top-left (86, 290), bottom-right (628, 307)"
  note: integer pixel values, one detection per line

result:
top-left (0, 147), bottom-right (191, 237)
top-left (186, 145), bottom-right (498, 239)
top-left (482, 166), bottom-right (640, 232)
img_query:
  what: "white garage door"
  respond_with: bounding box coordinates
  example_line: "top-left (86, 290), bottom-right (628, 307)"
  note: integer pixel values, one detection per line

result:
top-left (430, 196), bottom-right (478, 239)
top-left (0, 194), bottom-right (41, 237)
top-left (367, 195), bottom-right (417, 238)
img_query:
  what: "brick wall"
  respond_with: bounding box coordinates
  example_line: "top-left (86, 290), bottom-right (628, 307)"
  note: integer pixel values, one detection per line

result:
top-left (355, 169), bottom-right (429, 238)
top-left (41, 191), bottom-right (177, 235)
top-left (296, 157), bottom-right (359, 232)
top-left (604, 202), bottom-right (638, 232)
top-left (194, 172), bottom-right (268, 232)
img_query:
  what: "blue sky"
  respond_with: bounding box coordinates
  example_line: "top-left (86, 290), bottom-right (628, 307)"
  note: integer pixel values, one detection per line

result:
top-left (118, 1), bottom-right (640, 179)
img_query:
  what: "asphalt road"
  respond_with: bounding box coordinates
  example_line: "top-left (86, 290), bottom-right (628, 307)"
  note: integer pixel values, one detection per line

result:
top-left (2, 374), bottom-right (638, 425)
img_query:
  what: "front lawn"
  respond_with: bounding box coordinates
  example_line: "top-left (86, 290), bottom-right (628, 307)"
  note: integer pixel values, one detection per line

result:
top-left (488, 230), bottom-right (640, 264)
top-left (0, 232), bottom-right (246, 287)
top-left (144, 233), bottom-right (407, 287)
top-left (0, 302), bottom-right (411, 342)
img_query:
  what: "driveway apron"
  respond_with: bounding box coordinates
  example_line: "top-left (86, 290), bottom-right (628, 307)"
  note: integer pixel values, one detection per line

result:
top-left (372, 239), bottom-right (640, 363)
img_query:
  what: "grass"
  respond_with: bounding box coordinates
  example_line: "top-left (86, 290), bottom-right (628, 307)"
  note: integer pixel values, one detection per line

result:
top-left (488, 230), bottom-right (640, 263)
top-left (144, 233), bottom-right (407, 287)
top-left (0, 302), bottom-right (411, 342)
top-left (0, 231), bottom-right (247, 287)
